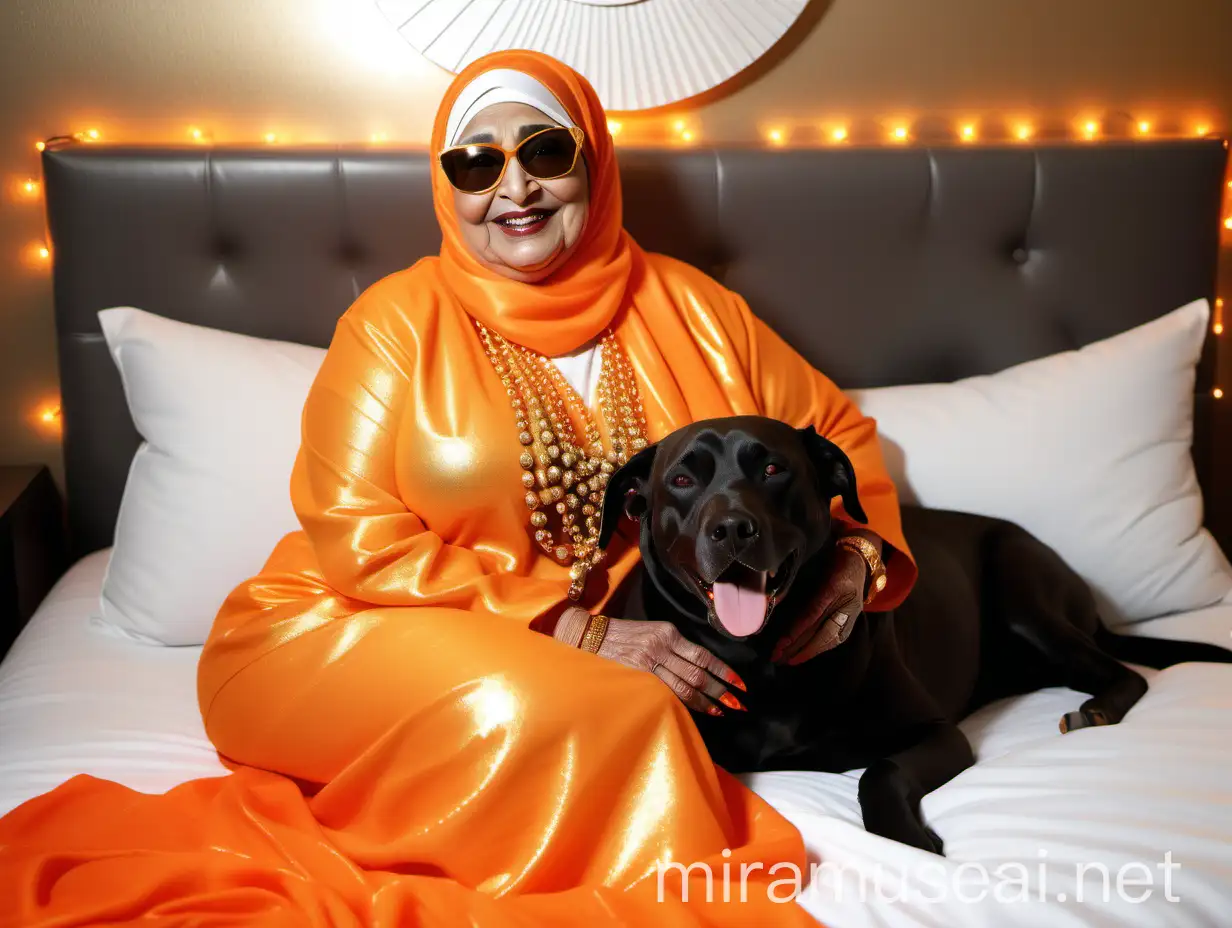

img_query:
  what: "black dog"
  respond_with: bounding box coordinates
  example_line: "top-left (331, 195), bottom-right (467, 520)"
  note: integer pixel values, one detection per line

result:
top-left (597, 416), bottom-right (1232, 854)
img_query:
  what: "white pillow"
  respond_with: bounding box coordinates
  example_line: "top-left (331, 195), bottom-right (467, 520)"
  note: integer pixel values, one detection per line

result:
top-left (848, 298), bottom-right (1232, 625)
top-left (97, 308), bottom-right (326, 645)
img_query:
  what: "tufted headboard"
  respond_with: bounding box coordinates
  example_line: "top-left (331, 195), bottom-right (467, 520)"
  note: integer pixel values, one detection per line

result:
top-left (42, 140), bottom-right (1230, 558)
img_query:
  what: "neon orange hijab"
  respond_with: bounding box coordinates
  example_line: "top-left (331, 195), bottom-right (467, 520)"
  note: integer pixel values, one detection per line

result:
top-left (431, 50), bottom-right (635, 357)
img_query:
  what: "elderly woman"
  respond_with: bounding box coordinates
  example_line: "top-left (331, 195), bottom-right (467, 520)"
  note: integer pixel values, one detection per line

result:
top-left (0, 51), bottom-right (914, 925)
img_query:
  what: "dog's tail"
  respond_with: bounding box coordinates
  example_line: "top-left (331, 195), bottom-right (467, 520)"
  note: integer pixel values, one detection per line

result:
top-left (1096, 627), bottom-right (1232, 670)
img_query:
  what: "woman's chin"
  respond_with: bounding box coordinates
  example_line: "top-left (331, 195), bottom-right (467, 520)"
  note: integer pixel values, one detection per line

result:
top-left (489, 238), bottom-right (573, 282)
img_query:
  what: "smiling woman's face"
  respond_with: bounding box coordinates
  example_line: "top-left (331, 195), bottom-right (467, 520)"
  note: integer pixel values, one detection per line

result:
top-left (449, 101), bottom-right (590, 283)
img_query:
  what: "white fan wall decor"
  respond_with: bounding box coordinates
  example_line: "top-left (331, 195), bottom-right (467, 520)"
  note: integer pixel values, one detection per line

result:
top-left (374, 0), bottom-right (812, 111)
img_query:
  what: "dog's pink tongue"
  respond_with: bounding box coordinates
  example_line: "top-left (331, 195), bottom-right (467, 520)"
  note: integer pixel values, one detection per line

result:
top-left (712, 581), bottom-right (768, 636)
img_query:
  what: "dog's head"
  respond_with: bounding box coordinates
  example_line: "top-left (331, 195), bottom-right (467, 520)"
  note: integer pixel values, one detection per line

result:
top-left (599, 416), bottom-right (866, 640)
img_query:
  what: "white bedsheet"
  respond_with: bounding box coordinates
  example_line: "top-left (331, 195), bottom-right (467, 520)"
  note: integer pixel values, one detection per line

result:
top-left (1, 551), bottom-right (1229, 926)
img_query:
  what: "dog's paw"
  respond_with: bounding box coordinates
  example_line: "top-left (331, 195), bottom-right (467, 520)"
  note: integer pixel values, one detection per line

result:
top-left (883, 819), bottom-right (945, 855)
top-left (1059, 708), bottom-right (1110, 734)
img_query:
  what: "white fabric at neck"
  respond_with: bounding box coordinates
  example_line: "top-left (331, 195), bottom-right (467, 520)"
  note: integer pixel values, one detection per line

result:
top-left (445, 69), bottom-right (575, 146)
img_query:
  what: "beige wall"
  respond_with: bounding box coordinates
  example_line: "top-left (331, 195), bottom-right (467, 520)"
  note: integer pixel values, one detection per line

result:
top-left (3, 0), bottom-right (1231, 481)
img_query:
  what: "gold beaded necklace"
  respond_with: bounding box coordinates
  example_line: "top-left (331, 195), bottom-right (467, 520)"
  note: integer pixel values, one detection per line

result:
top-left (475, 320), bottom-right (648, 601)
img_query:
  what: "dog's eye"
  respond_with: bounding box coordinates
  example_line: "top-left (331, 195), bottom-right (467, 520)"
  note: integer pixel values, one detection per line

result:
top-left (764, 463), bottom-right (785, 477)
top-left (672, 474), bottom-right (694, 488)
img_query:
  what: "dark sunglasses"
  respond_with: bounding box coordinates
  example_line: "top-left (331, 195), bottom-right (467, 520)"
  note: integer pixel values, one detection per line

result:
top-left (438, 126), bottom-right (585, 195)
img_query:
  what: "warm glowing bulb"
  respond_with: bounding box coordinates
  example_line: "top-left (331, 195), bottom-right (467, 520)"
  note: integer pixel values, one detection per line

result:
top-left (607, 120), bottom-right (622, 137)
top-left (22, 180), bottom-right (40, 197)
top-left (960, 124), bottom-right (976, 141)
top-left (1214, 387), bottom-right (1225, 399)
top-left (370, 132), bottom-right (388, 144)
top-left (35, 141), bottom-right (46, 152)
top-left (1218, 299), bottom-right (1225, 309)
top-left (893, 126), bottom-right (909, 141)
top-left (38, 246), bottom-right (50, 260)
top-left (681, 130), bottom-right (695, 143)
top-left (831, 126), bottom-right (848, 142)
top-left (189, 127), bottom-right (205, 142)
top-left (1215, 323), bottom-right (1224, 335)
top-left (1016, 124), bottom-right (1034, 141)
top-left (1225, 217), bottom-right (1232, 230)
top-left (85, 129), bottom-right (100, 141)
top-left (1137, 121), bottom-right (1151, 135)
top-left (1083, 121), bottom-right (1099, 138)
top-left (35, 403), bottom-right (62, 433)
top-left (1196, 125), bottom-right (1210, 137)
top-left (767, 128), bottom-right (785, 146)
top-left (264, 132), bottom-right (278, 144)
top-left (673, 119), bottom-right (686, 133)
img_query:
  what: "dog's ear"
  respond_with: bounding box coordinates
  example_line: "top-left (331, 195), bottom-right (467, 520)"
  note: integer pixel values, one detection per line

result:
top-left (598, 443), bottom-right (658, 549)
top-left (799, 425), bottom-right (867, 524)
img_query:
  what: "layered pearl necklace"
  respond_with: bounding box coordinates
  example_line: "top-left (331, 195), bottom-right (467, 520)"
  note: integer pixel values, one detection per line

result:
top-left (475, 321), bottom-right (648, 601)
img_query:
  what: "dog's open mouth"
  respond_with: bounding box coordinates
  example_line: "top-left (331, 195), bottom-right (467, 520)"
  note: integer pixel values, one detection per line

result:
top-left (698, 553), bottom-right (797, 638)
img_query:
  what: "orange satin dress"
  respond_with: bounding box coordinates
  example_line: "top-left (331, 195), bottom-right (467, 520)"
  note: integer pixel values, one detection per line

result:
top-left (0, 51), bottom-right (915, 927)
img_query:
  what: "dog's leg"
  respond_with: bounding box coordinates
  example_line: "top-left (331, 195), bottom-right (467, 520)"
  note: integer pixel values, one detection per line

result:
top-left (854, 635), bottom-right (974, 855)
top-left (1012, 617), bottom-right (1148, 733)
top-left (988, 529), bottom-right (1148, 733)
top-left (858, 719), bottom-right (972, 855)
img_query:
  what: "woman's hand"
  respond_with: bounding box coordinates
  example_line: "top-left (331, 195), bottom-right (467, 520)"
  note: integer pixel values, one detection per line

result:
top-left (554, 609), bottom-right (746, 715)
top-left (771, 543), bottom-right (870, 665)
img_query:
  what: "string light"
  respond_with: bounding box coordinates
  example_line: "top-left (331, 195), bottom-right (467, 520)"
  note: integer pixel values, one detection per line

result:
top-left (24, 112), bottom-right (1229, 155)
top-left (1217, 298), bottom-right (1226, 336)
top-left (40, 405), bottom-right (60, 424)
top-left (1214, 387), bottom-right (1224, 399)
top-left (1224, 217), bottom-right (1232, 230)
top-left (20, 179), bottom-right (41, 199)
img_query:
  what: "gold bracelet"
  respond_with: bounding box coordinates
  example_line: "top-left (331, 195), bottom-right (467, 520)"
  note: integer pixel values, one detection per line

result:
top-left (579, 613), bottom-right (610, 654)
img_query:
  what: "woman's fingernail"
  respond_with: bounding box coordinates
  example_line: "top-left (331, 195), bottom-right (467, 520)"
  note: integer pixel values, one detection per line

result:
top-left (708, 706), bottom-right (724, 717)
top-left (720, 693), bottom-right (747, 712)
top-left (728, 672), bottom-right (748, 692)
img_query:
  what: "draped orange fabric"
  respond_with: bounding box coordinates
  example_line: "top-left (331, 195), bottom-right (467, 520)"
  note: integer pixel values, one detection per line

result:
top-left (0, 51), bottom-right (915, 927)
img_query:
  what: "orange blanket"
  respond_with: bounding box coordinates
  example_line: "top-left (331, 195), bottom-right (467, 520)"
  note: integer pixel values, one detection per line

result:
top-left (0, 51), bottom-right (914, 927)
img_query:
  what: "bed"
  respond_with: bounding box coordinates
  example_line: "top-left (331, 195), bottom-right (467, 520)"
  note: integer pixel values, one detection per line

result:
top-left (4, 139), bottom-right (1231, 926)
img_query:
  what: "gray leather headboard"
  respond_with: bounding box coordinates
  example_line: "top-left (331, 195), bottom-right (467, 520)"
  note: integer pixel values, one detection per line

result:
top-left (43, 140), bottom-right (1230, 558)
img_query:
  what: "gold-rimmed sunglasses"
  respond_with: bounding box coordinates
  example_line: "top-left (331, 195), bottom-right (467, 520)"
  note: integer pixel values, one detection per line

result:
top-left (438, 126), bottom-right (585, 195)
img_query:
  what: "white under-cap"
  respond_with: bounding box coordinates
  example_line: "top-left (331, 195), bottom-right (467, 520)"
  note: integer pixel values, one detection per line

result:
top-left (444, 68), bottom-right (575, 147)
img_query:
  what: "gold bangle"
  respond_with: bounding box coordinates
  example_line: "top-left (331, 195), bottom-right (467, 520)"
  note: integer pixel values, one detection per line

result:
top-left (835, 535), bottom-right (888, 606)
top-left (579, 613), bottom-right (609, 654)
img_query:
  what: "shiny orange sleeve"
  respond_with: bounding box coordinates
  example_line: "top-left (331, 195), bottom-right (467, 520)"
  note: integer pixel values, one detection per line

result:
top-left (728, 295), bottom-right (917, 611)
top-left (289, 282), bottom-right (565, 624)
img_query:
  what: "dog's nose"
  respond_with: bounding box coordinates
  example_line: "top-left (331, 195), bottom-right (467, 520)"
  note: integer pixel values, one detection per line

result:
top-left (710, 513), bottom-right (759, 545)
